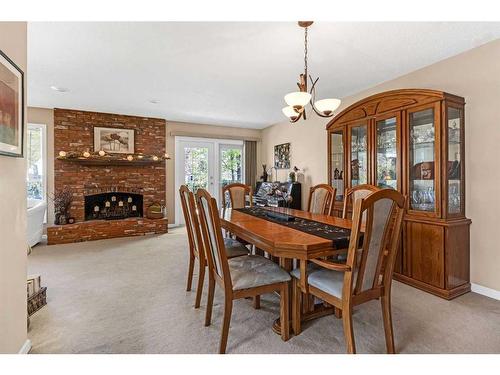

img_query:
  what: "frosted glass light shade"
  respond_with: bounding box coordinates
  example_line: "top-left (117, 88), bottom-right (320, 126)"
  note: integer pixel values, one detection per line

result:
top-left (282, 106), bottom-right (299, 119)
top-left (284, 91), bottom-right (311, 108)
top-left (314, 98), bottom-right (341, 115)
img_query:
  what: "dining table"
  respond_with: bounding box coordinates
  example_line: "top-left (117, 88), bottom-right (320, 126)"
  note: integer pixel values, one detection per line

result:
top-left (220, 205), bottom-right (356, 336)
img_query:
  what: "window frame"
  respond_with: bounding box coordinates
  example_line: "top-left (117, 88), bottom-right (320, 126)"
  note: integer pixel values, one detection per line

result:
top-left (26, 123), bottom-right (48, 205)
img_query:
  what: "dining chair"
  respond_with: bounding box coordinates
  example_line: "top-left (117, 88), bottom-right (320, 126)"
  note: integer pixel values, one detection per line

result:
top-left (291, 189), bottom-right (406, 354)
top-left (179, 185), bottom-right (249, 309)
top-left (307, 184), bottom-right (336, 216)
top-left (222, 183), bottom-right (262, 308)
top-left (222, 182), bottom-right (253, 209)
top-left (342, 184), bottom-right (380, 219)
top-left (196, 188), bottom-right (291, 354)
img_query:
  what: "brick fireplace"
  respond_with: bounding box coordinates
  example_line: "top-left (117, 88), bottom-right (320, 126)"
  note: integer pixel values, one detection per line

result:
top-left (47, 108), bottom-right (168, 245)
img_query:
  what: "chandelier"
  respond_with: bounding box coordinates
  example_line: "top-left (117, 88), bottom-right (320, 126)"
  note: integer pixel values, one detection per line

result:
top-left (282, 21), bottom-right (341, 123)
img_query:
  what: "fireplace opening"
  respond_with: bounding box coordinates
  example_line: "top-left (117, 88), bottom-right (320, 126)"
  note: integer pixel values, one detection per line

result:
top-left (84, 192), bottom-right (143, 221)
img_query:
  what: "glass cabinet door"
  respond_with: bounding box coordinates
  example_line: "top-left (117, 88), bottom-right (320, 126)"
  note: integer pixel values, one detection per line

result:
top-left (376, 116), bottom-right (398, 189)
top-left (447, 106), bottom-right (463, 215)
top-left (330, 130), bottom-right (345, 201)
top-left (349, 124), bottom-right (368, 187)
top-left (409, 108), bottom-right (437, 213)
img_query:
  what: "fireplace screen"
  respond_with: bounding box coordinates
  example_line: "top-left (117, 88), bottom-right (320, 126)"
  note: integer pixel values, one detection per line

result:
top-left (84, 192), bottom-right (143, 221)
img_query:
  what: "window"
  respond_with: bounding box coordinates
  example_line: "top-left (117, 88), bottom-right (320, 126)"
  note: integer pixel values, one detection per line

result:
top-left (26, 123), bottom-right (47, 202)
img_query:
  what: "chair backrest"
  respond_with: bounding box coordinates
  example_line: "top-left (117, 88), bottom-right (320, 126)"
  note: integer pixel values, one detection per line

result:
top-left (307, 184), bottom-right (336, 216)
top-left (179, 185), bottom-right (205, 263)
top-left (344, 189), bottom-right (406, 299)
top-left (342, 184), bottom-right (380, 219)
top-left (222, 183), bottom-right (253, 209)
top-left (196, 188), bottom-right (232, 289)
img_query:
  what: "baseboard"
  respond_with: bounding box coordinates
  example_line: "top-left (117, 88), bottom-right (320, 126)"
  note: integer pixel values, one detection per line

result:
top-left (471, 283), bottom-right (500, 300)
top-left (168, 223), bottom-right (180, 228)
top-left (18, 339), bottom-right (32, 354)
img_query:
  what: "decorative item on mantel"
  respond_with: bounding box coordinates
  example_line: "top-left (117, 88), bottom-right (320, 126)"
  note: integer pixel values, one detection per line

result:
top-left (56, 150), bottom-right (171, 166)
top-left (94, 126), bottom-right (135, 154)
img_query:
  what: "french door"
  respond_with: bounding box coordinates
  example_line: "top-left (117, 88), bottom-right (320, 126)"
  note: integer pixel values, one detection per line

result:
top-left (175, 137), bottom-right (244, 224)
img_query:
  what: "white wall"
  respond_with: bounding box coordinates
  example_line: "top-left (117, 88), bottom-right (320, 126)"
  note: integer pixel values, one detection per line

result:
top-left (0, 22), bottom-right (28, 353)
top-left (261, 39), bottom-right (500, 292)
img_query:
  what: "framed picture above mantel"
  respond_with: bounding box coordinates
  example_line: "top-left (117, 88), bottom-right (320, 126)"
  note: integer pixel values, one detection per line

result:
top-left (93, 126), bottom-right (135, 154)
top-left (0, 49), bottom-right (24, 158)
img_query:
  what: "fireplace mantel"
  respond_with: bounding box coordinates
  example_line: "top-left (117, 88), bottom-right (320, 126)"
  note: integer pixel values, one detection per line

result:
top-left (56, 157), bottom-right (165, 167)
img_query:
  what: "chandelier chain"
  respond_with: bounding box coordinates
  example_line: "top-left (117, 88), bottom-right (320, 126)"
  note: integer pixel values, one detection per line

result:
top-left (304, 26), bottom-right (308, 75)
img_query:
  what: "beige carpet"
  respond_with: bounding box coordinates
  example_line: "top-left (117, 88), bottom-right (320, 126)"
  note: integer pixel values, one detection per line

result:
top-left (28, 227), bottom-right (500, 354)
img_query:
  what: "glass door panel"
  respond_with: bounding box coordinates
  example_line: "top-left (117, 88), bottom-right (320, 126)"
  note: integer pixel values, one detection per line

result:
top-left (184, 145), bottom-right (211, 193)
top-left (330, 130), bottom-right (344, 200)
top-left (409, 108), bottom-right (436, 212)
top-left (447, 107), bottom-right (462, 214)
top-left (219, 144), bottom-right (243, 205)
top-left (350, 124), bottom-right (368, 187)
top-left (176, 140), bottom-right (215, 225)
top-left (376, 117), bottom-right (397, 189)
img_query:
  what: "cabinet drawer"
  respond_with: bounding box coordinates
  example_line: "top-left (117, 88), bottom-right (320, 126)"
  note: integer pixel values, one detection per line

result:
top-left (405, 221), bottom-right (444, 288)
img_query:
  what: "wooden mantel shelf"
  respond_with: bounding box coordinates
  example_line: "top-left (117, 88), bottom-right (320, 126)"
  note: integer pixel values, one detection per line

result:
top-left (56, 156), bottom-right (166, 167)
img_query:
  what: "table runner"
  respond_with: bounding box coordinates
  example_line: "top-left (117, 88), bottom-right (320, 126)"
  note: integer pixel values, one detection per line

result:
top-left (235, 207), bottom-right (352, 249)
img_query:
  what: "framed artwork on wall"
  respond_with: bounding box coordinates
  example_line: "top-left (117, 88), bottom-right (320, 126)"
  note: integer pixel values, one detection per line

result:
top-left (274, 142), bottom-right (290, 169)
top-left (0, 49), bottom-right (24, 157)
top-left (93, 127), bottom-right (135, 154)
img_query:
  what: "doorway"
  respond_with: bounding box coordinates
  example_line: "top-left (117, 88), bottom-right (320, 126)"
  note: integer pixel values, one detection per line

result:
top-left (175, 136), bottom-right (244, 224)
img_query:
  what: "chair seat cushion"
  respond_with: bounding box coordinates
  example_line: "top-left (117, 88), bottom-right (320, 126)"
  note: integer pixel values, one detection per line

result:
top-left (224, 238), bottom-right (249, 258)
top-left (229, 255), bottom-right (291, 291)
top-left (291, 263), bottom-right (348, 299)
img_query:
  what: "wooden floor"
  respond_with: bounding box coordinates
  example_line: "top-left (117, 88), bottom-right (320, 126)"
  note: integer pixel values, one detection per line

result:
top-left (27, 227), bottom-right (500, 354)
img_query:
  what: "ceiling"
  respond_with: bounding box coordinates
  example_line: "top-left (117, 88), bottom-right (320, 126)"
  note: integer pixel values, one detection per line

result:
top-left (28, 22), bottom-right (500, 129)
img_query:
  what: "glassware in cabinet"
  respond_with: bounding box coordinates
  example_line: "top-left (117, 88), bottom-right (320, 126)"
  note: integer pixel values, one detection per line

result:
top-left (349, 124), bottom-right (368, 187)
top-left (409, 108), bottom-right (436, 212)
top-left (330, 130), bottom-right (345, 201)
top-left (376, 117), bottom-right (398, 190)
top-left (447, 106), bottom-right (462, 215)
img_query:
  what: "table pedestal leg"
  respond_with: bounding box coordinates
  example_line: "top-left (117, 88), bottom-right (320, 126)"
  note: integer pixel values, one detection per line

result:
top-left (271, 258), bottom-right (339, 337)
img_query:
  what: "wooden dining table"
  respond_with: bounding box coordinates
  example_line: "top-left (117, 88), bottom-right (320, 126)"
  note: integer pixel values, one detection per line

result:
top-left (220, 206), bottom-right (355, 335)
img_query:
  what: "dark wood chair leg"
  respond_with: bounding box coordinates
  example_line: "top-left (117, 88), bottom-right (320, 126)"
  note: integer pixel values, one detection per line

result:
top-left (219, 294), bottom-right (233, 354)
top-left (194, 262), bottom-right (205, 308)
top-left (205, 276), bottom-right (215, 327)
top-left (334, 307), bottom-right (342, 319)
top-left (280, 283), bottom-right (290, 341)
top-left (308, 294), bottom-right (315, 313)
top-left (381, 293), bottom-right (396, 354)
top-left (253, 295), bottom-right (261, 309)
top-left (342, 302), bottom-right (356, 354)
top-left (292, 278), bottom-right (302, 335)
top-left (186, 255), bottom-right (195, 291)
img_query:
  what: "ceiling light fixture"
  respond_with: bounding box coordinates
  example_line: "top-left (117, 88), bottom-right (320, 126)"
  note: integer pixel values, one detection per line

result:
top-left (50, 85), bottom-right (69, 93)
top-left (149, 99), bottom-right (159, 104)
top-left (282, 21), bottom-right (341, 123)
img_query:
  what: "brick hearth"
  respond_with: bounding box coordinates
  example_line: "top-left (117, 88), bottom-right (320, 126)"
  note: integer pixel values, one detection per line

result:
top-left (48, 108), bottom-right (168, 245)
top-left (47, 218), bottom-right (168, 245)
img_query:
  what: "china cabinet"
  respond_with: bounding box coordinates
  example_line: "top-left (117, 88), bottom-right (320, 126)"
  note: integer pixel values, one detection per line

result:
top-left (326, 89), bottom-right (470, 299)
